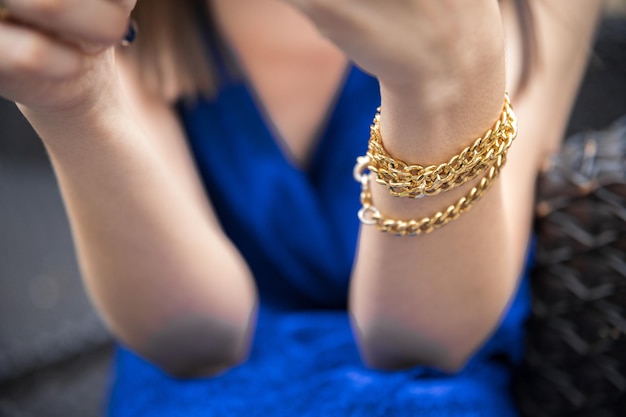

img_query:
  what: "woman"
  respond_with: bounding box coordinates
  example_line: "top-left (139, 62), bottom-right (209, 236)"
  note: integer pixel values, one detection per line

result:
top-left (0, 0), bottom-right (602, 415)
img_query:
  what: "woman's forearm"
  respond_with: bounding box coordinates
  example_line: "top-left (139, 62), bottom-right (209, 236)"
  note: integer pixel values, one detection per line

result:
top-left (279, 0), bottom-right (520, 371)
top-left (349, 0), bottom-right (603, 372)
top-left (349, 67), bottom-right (515, 372)
top-left (21, 87), bottom-right (257, 377)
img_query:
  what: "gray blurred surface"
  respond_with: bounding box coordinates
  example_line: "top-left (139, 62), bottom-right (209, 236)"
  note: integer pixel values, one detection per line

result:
top-left (0, 160), bottom-right (110, 378)
top-left (0, 16), bottom-right (624, 417)
top-left (0, 346), bottom-right (112, 417)
top-left (0, 105), bottom-right (112, 416)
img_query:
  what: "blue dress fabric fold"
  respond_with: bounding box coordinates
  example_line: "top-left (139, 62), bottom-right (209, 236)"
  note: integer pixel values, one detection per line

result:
top-left (107, 65), bottom-right (532, 416)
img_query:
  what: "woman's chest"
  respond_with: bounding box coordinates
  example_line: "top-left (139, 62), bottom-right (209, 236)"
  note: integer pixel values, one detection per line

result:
top-left (210, 0), bottom-right (350, 167)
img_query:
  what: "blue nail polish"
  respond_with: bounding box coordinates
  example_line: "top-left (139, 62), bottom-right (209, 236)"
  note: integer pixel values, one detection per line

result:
top-left (122, 19), bottom-right (138, 46)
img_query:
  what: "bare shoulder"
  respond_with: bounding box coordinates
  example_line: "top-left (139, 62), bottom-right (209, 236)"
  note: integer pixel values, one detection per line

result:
top-left (498, 0), bottom-right (603, 261)
top-left (115, 52), bottom-right (187, 152)
top-left (503, 0), bottom-right (604, 163)
top-left (115, 52), bottom-right (220, 224)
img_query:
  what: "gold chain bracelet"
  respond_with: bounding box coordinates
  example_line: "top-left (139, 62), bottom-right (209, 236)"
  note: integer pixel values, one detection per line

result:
top-left (367, 93), bottom-right (517, 199)
top-left (354, 153), bottom-right (506, 236)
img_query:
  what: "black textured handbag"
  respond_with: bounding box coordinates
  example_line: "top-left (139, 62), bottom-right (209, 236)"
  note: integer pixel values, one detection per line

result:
top-left (515, 117), bottom-right (626, 416)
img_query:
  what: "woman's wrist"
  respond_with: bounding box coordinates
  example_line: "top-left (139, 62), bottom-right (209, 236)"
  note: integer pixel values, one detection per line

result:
top-left (19, 70), bottom-right (134, 151)
top-left (377, 66), bottom-right (506, 165)
top-left (17, 48), bottom-right (123, 120)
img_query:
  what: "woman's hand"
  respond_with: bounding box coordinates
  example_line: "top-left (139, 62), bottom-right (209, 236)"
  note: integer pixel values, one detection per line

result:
top-left (282, 0), bottom-right (506, 163)
top-left (0, 0), bottom-right (135, 115)
top-left (282, 0), bottom-right (504, 101)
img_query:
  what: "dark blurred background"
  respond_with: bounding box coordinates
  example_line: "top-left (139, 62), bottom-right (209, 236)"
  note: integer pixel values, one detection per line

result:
top-left (0, 88), bottom-right (113, 415)
top-left (1, 9), bottom-right (625, 417)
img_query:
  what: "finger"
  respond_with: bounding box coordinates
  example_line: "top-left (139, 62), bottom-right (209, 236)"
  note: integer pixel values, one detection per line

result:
top-left (0, 20), bottom-right (82, 80)
top-left (1, 0), bottom-right (131, 46)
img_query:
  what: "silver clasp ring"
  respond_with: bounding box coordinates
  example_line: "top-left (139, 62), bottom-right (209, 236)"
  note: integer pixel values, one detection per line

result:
top-left (353, 156), bottom-right (370, 183)
top-left (358, 206), bottom-right (380, 226)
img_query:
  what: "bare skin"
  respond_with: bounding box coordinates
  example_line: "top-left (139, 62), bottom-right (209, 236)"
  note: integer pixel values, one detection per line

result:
top-left (0, 0), bottom-right (603, 375)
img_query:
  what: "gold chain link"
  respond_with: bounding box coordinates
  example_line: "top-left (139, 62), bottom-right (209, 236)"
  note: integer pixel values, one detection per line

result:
top-left (367, 93), bottom-right (517, 199)
top-left (355, 153), bottom-right (507, 235)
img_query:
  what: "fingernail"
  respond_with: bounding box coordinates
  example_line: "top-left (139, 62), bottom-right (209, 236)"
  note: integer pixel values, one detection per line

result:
top-left (121, 19), bottom-right (138, 46)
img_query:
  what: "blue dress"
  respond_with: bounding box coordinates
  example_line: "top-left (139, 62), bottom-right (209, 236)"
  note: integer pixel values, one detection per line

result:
top-left (107, 63), bottom-right (532, 416)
